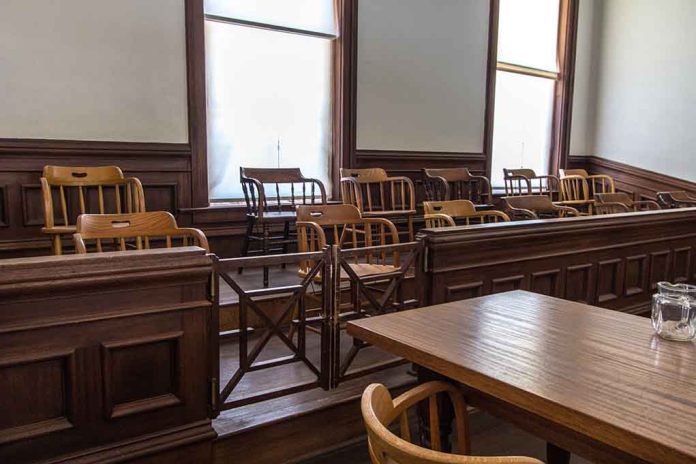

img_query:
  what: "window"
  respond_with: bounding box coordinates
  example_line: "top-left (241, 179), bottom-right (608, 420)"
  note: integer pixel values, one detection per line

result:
top-left (204, 0), bottom-right (336, 200)
top-left (490, 0), bottom-right (562, 187)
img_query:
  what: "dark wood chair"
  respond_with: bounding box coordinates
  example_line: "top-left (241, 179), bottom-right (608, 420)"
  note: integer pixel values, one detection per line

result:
top-left (503, 168), bottom-right (560, 200)
top-left (41, 165), bottom-right (146, 254)
top-left (594, 192), bottom-right (661, 214)
top-left (340, 168), bottom-right (416, 241)
top-left (422, 168), bottom-right (493, 206)
top-left (73, 211), bottom-right (209, 253)
top-left (240, 167), bottom-right (327, 286)
top-left (423, 200), bottom-right (509, 228)
top-left (361, 381), bottom-right (543, 464)
top-left (502, 195), bottom-right (580, 220)
top-left (657, 191), bottom-right (696, 208)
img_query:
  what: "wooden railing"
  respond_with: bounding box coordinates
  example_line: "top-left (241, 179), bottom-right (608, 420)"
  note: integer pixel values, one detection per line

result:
top-left (419, 208), bottom-right (696, 315)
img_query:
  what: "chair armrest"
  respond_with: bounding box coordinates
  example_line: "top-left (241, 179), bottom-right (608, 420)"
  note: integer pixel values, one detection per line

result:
top-left (472, 211), bottom-right (510, 222)
top-left (634, 200), bottom-right (661, 211)
top-left (505, 206), bottom-right (538, 220)
top-left (361, 217), bottom-right (401, 243)
top-left (555, 205), bottom-right (581, 216)
top-left (468, 175), bottom-right (493, 204)
top-left (241, 177), bottom-right (267, 216)
top-left (384, 175), bottom-right (416, 210)
top-left (300, 177), bottom-right (328, 203)
top-left (123, 177), bottom-right (147, 212)
top-left (296, 221), bottom-right (328, 250)
top-left (178, 228), bottom-right (210, 252)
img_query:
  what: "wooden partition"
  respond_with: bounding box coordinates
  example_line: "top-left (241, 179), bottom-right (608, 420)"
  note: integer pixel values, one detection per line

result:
top-left (0, 247), bottom-right (216, 463)
top-left (420, 208), bottom-right (696, 315)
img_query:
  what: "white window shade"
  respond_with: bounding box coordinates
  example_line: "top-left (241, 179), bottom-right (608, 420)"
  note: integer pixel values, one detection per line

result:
top-left (204, 0), bottom-right (337, 35)
top-left (205, 21), bottom-right (332, 200)
top-left (497, 0), bottom-right (560, 71)
top-left (491, 72), bottom-right (554, 187)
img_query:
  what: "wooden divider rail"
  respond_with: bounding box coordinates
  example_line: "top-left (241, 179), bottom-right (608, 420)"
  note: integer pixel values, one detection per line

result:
top-left (0, 247), bottom-right (216, 464)
top-left (419, 208), bottom-right (696, 315)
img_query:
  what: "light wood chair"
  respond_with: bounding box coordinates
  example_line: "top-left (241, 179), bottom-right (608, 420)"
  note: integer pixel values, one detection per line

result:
top-left (503, 168), bottom-right (560, 200)
top-left (502, 195), bottom-right (580, 220)
top-left (362, 381), bottom-right (543, 464)
top-left (594, 192), bottom-right (661, 215)
top-left (73, 211), bottom-right (209, 253)
top-left (41, 165), bottom-right (146, 254)
top-left (296, 204), bottom-right (400, 279)
top-left (340, 168), bottom-right (416, 241)
top-left (657, 191), bottom-right (696, 208)
top-left (422, 200), bottom-right (509, 228)
top-left (423, 168), bottom-right (493, 206)
top-left (559, 168), bottom-right (615, 197)
top-left (558, 175), bottom-right (594, 215)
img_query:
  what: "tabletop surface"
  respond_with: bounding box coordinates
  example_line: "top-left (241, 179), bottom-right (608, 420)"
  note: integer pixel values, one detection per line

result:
top-left (347, 291), bottom-right (696, 463)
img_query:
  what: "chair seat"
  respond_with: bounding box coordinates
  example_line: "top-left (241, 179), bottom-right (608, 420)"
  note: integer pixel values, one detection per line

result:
top-left (362, 210), bottom-right (416, 217)
top-left (42, 226), bottom-right (76, 234)
top-left (300, 262), bottom-right (400, 282)
top-left (254, 211), bottom-right (297, 222)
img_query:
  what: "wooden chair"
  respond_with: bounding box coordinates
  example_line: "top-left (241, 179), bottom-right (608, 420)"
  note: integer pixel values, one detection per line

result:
top-left (503, 168), bottom-right (560, 200)
top-left (240, 167), bottom-right (327, 286)
top-left (362, 381), bottom-right (543, 464)
top-left (502, 195), bottom-right (579, 220)
top-left (559, 168), bottom-right (615, 197)
top-left (422, 200), bottom-right (509, 228)
top-left (41, 165), bottom-right (145, 255)
top-left (340, 168), bottom-right (416, 241)
top-left (657, 191), bottom-right (696, 208)
top-left (558, 175), bottom-right (595, 215)
top-left (423, 168), bottom-right (493, 206)
top-left (73, 211), bottom-right (209, 253)
top-left (296, 204), bottom-right (400, 279)
top-left (594, 192), bottom-right (661, 215)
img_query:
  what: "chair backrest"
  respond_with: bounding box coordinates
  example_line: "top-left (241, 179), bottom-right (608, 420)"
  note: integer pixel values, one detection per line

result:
top-left (240, 167), bottom-right (327, 218)
top-left (559, 168), bottom-right (589, 177)
top-left (340, 168), bottom-right (415, 213)
top-left (423, 200), bottom-right (509, 228)
top-left (361, 381), bottom-right (543, 464)
top-left (559, 175), bottom-right (590, 202)
top-left (296, 204), bottom-right (399, 272)
top-left (422, 168), bottom-right (492, 203)
top-left (73, 211), bottom-right (209, 253)
top-left (657, 191), bottom-right (696, 208)
top-left (502, 195), bottom-right (579, 220)
top-left (559, 169), bottom-right (615, 196)
top-left (503, 168), bottom-right (560, 199)
top-left (41, 165), bottom-right (146, 229)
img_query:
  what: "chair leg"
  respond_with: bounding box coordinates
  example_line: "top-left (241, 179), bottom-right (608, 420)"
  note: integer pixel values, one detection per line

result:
top-left (238, 219), bottom-right (254, 274)
top-left (52, 235), bottom-right (63, 256)
top-left (281, 220), bottom-right (290, 269)
top-left (407, 216), bottom-right (414, 242)
top-left (262, 223), bottom-right (270, 288)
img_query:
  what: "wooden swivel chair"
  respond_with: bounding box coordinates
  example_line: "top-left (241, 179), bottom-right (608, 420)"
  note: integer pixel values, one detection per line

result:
top-left (594, 192), bottom-right (661, 215)
top-left (41, 165), bottom-right (145, 254)
top-left (362, 381), bottom-right (543, 464)
top-left (240, 167), bottom-right (327, 286)
top-left (657, 191), bottom-right (696, 208)
top-left (503, 168), bottom-right (560, 200)
top-left (423, 168), bottom-right (493, 206)
top-left (422, 200), bottom-right (509, 228)
top-left (502, 195), bottom-right (579, 220)
top-left (73, 211), bottom-right (209, 253)
top-left (340, 168), bottom-right (416, 241)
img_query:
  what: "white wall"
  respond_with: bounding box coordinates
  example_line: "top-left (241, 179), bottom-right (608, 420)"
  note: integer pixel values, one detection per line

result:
top-left (571, 0), bottom-right (696, 181)
top-left (355, 0), bottom-right (490, 153)
top-left (0, 0), bottom-right (189, 143)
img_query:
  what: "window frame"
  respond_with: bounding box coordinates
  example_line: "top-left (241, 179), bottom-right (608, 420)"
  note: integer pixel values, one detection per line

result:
top-left (486, 0), bottom-right (579, 182)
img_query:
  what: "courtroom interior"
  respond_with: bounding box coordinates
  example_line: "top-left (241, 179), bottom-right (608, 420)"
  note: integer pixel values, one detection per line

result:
top-left (0, 1), bottom-right (694, 463)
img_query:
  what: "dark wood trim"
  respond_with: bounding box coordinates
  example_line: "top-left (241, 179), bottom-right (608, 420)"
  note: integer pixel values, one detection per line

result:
top-left (571, 155), bottom-right (696, 199)
top-left (0, 139), bottom-right (190, 157)
top-left (343, 0), bottom-right (359, 172)
top-left (552, 0), bottom-right (580, 173)
top-left (483, 0), bottom-right (500, 179)
top-left (185, 0), bottom-right (209, 208)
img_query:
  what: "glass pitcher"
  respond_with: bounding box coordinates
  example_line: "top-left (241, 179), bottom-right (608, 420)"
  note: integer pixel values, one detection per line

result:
top-left (651, 282), bottom-right (696, 341)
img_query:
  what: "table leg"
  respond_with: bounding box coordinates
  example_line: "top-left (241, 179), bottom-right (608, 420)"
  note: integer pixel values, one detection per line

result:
top-left (415, 364), bottom-right (454, 452)
top-left (547, 442), bottom-right (571, 464)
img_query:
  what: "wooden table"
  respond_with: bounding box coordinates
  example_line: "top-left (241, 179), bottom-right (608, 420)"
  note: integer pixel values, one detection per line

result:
top-left (347, 290), bottom-right (696, 464)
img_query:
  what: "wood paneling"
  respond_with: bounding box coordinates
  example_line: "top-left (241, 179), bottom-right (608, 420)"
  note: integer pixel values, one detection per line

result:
top-left (0, 247), bottom-right (216, 463)
top-left (568, 156), bottom-right (696, 200)
top-left (420, 208), bottom-right (696, 316)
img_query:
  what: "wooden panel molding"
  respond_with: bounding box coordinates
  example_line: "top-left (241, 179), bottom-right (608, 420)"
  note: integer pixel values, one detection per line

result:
top-left (0, 248), bottom-right (216, 463)
top-left (420, 208), bottom-right (696, 316)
